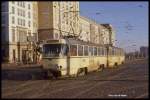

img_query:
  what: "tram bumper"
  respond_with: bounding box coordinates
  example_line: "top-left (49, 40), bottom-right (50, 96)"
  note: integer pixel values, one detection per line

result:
top-left (47, 64), bottom-right (62, 78)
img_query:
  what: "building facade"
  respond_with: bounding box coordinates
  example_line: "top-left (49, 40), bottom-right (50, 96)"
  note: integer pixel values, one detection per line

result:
top-left (79, 16), bottom-right (115, 45)
top-left (1, 1), bottom-right (38, 63)
top-left (79, 16), bottom-right (90, 42)
top-left (1, 1), bottom-right (116, 63)
top-left (38, 1), bottom-right (80, 41)
top-left (101, 24), bottom-right (115, 46)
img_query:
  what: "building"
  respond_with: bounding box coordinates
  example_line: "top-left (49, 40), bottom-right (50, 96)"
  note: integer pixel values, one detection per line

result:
top-left (79, 16), bottom-right (90, 42)
top-left (1, 1), bottom-right (116, 63)
top-left (1, 1), bottom-right (38, 63)
top-left (101, 24), bottom-right (115, 46)
top-left (79, 16), bottom-right (115, 45)
top-left (140, 46), bottom-right (148, 58)
top-left (38, 1), bottom-right (115, 45)
top-left (38, 1), bottom-right (80, 41)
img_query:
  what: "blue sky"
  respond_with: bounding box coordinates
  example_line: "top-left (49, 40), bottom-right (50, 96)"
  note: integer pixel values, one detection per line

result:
top-left (79, 1), bottom-right (148, 53)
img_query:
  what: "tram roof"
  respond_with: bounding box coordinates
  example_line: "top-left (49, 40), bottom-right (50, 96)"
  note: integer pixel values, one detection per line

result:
top-left (43, 38), bottom-right (124, 50)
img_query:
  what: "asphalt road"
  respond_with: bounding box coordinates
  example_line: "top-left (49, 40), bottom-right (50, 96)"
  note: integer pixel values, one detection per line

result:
top-left (2, 59), bottom-right (149, 99)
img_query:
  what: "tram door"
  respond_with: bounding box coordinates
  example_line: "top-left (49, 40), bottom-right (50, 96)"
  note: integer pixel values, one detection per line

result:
top-left (89, 46), bottom-right (94, 71)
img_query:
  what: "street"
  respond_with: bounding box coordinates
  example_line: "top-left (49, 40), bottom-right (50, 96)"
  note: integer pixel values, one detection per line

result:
top-left (2, 59), bottom-right (149, 98)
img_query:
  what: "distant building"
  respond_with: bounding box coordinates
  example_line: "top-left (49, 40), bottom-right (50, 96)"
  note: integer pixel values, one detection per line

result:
top-left (140, 46), bottom-right (148, 58)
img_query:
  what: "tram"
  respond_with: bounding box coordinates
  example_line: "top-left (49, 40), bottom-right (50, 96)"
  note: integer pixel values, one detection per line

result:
top-left (40, 38), bottom-right (125, 78)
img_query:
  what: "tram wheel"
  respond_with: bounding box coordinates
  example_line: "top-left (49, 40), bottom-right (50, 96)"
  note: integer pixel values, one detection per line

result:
top-left (47, 70), bottom-right (55, 79)
top-left (114, 63), bottom-right (118, 68)
top-left (98, 65), bottom-right (104, 71)
top-left (77, 67), bottom-right (87, 77)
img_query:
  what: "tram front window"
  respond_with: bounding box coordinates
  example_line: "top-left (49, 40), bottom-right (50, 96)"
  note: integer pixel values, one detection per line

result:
top-left (43, 44), bottom-right (68, 57)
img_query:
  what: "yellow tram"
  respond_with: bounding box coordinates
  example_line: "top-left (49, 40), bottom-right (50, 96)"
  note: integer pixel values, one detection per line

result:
top-left (41, 38), bottom-right (125, 77)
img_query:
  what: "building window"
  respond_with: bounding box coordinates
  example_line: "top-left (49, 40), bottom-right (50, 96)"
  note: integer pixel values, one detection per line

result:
top-left (17, 8), bottom-right (19, 16)
top-left (12, 16), bottom-right (15, 24)
top-left (20, 19), bottom-right (22, 26)
top-left (28, 21), bottom-right (30, 27)
top-left (17, 2), bottom-right (19, 6)
top-left (28, 4), bottom-right (30, 9)
top-left (12, 6), bottom-right (15, 14)
top-left (23, 19), bottom-right (25, 26)
top-left (28, 12), bottom-right (30, 18)
top-left (22, 2), bottom-right (25, 8)
top-left (20, 9), bottom-right (22, 16)
top-left (23, 10), bottom-right (25, 17)
top-left (12, 29), bottom-right (15, 42)
top-left (18, 18), bottom-right (19, 25)
top-left (12, 1), bottom-right (15, 4)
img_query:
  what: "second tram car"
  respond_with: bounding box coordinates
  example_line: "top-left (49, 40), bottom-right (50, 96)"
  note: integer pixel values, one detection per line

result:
top-left (41, 38), bottom-right (125, 78)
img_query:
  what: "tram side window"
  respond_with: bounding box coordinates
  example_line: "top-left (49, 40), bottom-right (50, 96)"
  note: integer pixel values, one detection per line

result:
top-left (98, 47), bottom-right (100, 56)
top-left (122, 50), bottom-right (124, 56)
top-left (61, 44), bottom-right (69, 56)
top-left (89, 46), bottom-right (93, 56)
top-left (117, 49), bottom-right (119, 56)
top-left (118, 49), bottom-right (120, 56)
top-left (112, 48), bottom-right (114, 56)
top-left (104, 48), bottom-right (106, 56)
top-left (70, 45), bottom-right (77, 56)
top-left (109, 48), bottom-right (112, 56)
top-left (105, 48), bottom-right (107, 56)
top-left (78, 45), bottom-right (83, 56)
top-left (120, 50), bottom-right (122, 56)
top-left (84, 45), bottom-right (88, 56)
top-left (118, 50), bottom-right (120, 56)
top-left (114, 49), bottom-right (118, 56)
top-left (103, 47), bottom-right (105, 56)
top-left (94, 47), bottom-right (97, 56)
top-left (100, 47), bottom-right (103, 56)
top-left (102, 47), bottom-right (104, 56)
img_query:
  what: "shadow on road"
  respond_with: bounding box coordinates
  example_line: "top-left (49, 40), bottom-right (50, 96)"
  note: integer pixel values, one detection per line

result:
top-left (1, 67), bottom-right (48, 81)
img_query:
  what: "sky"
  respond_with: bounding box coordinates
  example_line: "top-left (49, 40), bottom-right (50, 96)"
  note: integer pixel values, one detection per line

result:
top-left (79, 1), bottom-right (148, 53)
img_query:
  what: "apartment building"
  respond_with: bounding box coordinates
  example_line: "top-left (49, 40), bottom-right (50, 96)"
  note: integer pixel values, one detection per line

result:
top-left (1, 1), bottom-right (38, 63)
top-left (1, 1), bottom-right (116, 63)
top-left (38, 1), bottom-right (80, 41)
top-left (79, 16), bottom-right (115, 45)
top-left (79, 16), bottom-right (90, 42)
top-left (101, 24), bottom-right (115, 46)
